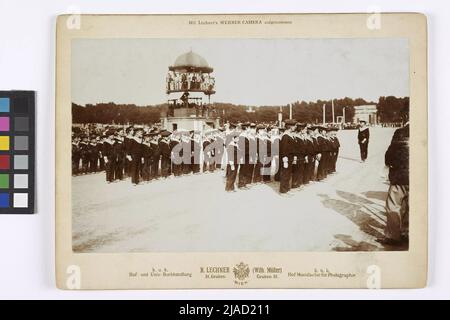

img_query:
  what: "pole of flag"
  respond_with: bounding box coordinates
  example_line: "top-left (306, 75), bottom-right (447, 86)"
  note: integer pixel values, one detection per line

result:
top-left (289, 104), bottom-right (292, 120)
top-left (332, 99), bottom-right (335, 124)
top-left (323, 104), bottom-right (326, 125)
top-left (343, 106), bottom-right (346, 124)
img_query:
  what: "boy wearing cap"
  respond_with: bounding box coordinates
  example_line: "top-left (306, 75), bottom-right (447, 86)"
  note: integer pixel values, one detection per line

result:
top-left (150, 132), bottom-right (161, 179)
top-left (141, 134), bottom-right (153, 182)
top-left (291, 123), bottom-right (307, 188)
top-left (358, 120), bottom-right (370, 162)
top-left (159, 131), bottom-right (172, 178)
top-left (130, 128), bottom-right (144, 185)
top-left (103, 130), bottom-right (116, 183)
top-left (191, 131), bottom-right (201, 174)
top-left (279, 120), bottom-right (296, 193)
top-left (113, 133), bottom-right (125, 181)
top-left (225, 124), bottom-right (240, 191)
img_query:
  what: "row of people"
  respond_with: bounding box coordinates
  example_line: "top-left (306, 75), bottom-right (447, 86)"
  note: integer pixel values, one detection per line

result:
top-left (224, 121), bottom-right (340, 193)
top-left (166, 71), bottom-right (215, 92)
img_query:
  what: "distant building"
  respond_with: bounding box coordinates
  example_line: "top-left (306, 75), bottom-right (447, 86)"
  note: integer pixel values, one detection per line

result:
top-left (246, 106), bottom-right (256, 113)
top-left (353, 105), bottom-right (378, 124)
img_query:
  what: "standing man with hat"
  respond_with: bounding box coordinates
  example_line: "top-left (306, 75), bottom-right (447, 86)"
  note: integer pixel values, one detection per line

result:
top-left (380, 109), bottom-right (410, 245)
top-left (358, 120), bottom-right (370, 162)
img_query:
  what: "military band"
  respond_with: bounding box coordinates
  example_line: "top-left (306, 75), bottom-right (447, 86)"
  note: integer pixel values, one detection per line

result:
top-left (71, 120), bottom-right (341, 194)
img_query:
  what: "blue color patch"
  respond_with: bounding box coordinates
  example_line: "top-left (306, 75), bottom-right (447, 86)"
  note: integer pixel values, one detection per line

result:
top-left (0, 98), bottom-right (10, 112)
top-left (0, 193), bottom-right (9, 208)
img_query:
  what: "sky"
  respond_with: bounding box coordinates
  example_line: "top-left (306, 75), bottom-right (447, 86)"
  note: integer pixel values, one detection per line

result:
top-left (72, 38), bottom-right (409, 106)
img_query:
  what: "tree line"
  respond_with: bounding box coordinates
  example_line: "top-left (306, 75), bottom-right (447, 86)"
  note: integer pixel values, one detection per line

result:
top-left (72, 96), bottom-right (409, 125)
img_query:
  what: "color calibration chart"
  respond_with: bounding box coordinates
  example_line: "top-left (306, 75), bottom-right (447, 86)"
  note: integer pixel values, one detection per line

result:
top-left (0, 91), bottom-right (35, 214)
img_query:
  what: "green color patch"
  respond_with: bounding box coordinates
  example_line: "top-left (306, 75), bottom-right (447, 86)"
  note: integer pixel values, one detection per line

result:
top-left (0, 174), bottom-right (9, 189)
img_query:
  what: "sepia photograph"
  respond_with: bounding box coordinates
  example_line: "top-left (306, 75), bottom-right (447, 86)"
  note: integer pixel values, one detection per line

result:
top-left (71, 37), bottom-right (410, 253)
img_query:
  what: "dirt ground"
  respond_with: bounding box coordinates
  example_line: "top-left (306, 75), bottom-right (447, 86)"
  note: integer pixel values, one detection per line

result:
top-left (72, 127), bottom-right (408, 253)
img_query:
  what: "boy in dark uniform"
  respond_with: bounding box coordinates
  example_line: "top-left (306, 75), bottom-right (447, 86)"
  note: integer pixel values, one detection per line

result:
top-left (102, 130), bottom-right (116, 183)
top-left (358, 120), bottom-right (370, 162)
top-left (181, 133), bottom-right (192, 175)
top-left (215, 129), bottom-right (225, 170)
top-left (330, 128), bottom-right (340, 173)
top-left (253, 124), bottom-right (266, 183)
top-left (273, 128), bottom-right (282, 182)
top-left (79, 135), bottom-right (90, 175)
top-left (279, 120), bottom-right (297, 194)
top-left (141, 134), bottom-right (153, 182)
top-left (96, 136), bottom-right (105, 172)
top-left (129, 128), bottom-right (143, 185)
top-left (316, 127), bottom-right (328, 181)
top-left (191, 131), bottom-right (201, 174)
top-left (159, 131), bottom-right (172, 178)
top-left (113, 135), bottom-right (125, 181)
top-left (124, 126), bottom-right (134, 177)
top-left (291, 123), bottom-right (307, 188)
top-left (261, 126), bottom-right (273, 183)
top-left (170, 133), bottom-right (182, 177)
top-left (237, 123), bottom-right (250, 188)
top-left (247, 123), bottom-right (257, 183)
top-left (150, 132), bottom-right (161, 179)
top-left (225, 124), bottom-right (240, 192)
top-left (208, 131), bottom-right (217, 173)
top-left (72, 136), bottom-right (81, 175)
top-left (302, 127), bottom-right (313, 185)
top-left (88, 137), bottom-right (98, 173)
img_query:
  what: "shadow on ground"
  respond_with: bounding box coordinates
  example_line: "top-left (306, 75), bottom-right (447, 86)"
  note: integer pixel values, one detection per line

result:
top-left (319, 191), bottom-right (408, 252)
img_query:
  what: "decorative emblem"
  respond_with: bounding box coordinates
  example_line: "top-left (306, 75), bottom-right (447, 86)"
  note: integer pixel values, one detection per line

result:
top-left (233, 262), bottom-right (250, 282)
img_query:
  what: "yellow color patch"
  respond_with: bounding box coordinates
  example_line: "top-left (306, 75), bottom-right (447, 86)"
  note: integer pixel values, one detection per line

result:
top-left (0, 136), bottom-right (10, 150)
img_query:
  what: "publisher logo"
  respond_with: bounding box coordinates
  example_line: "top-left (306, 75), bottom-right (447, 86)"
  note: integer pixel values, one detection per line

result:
top-left (233, 262), bottom-right (250, 285)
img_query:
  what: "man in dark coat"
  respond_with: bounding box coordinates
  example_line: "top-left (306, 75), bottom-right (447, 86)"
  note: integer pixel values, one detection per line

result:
top-left (381, 122), bottom-right (410, 244)
top-left (124, 127), bottom-right (134, 177)
top-left (358, 120), bottom-right (370, 162)
top-left (279, 120), bottom-right (297, 194)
